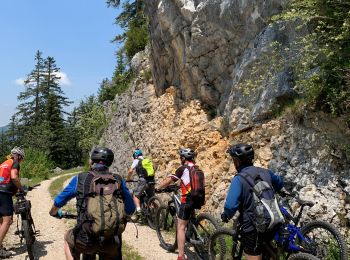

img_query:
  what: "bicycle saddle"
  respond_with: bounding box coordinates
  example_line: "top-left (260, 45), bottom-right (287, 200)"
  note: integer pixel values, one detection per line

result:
top-left (297, 198), bottom-right (314, 207)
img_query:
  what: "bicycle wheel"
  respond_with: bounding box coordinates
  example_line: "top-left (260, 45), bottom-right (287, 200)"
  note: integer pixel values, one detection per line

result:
top-left (209, 227), bottom-right (241, 260)
top-left (288, 252), bottom-right (320, 260)
top-left (299, 220), bottom-right (348, 260)
top-left (146, 195), bottom-right (163, 229)
top-left (192, 213), bottom-right (223, 259)
top-left (155, 204), bottom-right (177, 252)
top-left (22, 219), bottom-right (35, 260)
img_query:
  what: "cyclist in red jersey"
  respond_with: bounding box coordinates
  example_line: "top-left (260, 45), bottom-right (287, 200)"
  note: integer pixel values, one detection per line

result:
top-left (157, 148), bottom-right (198, 260)
top-left (0, 147), bottom-right (25, 257)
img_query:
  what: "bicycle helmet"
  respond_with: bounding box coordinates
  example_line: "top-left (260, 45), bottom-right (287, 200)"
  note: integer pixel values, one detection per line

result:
top-left (133, 149), bottom-right (143, 159)
top-left (11, 147), bottom-right (25, 159)
top-left (178, 148), bottom-right (196, 160)
top-left (90, 147), bottom-right (114, 166)
top-left (226, 143), bottom-right (254, 162)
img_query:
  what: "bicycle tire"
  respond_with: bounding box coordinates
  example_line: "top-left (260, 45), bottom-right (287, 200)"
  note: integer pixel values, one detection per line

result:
top-left (193, 213), bottom-right (222, 259)
top-left (209, 227), bottom-right (241, 260)
top-left (155, 204), bottom-right (177, 252)
top-left (22, 219), bottom-right (35, 260)
top-left (288, 252), bottom-right (320, 260)
top-left (146, 195), bottom-right (164, 230)
top-left (299, 220), bottom-right (348, 260)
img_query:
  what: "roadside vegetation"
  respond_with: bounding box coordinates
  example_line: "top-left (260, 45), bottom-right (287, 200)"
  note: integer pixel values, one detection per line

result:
top-left (0, 1), bottom-right (150, 183)
top-left (48, 172), bottom-right (79, 199)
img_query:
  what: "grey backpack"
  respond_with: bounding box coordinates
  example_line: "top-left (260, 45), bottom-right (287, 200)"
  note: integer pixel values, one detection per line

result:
top-left (239, 174), bottom-right (284, 233)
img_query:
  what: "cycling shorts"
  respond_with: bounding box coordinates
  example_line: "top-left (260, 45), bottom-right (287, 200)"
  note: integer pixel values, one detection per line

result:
top-left (240, 230), bottom-right (275, 256)
top-left (134, 180), bottom-right (155, 199)
top-left (177, 201), bottom-right (195, 221)
top-left (0, 192), bottom-right (13, 217)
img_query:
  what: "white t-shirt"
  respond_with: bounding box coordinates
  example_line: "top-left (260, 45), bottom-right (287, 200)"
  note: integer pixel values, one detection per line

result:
top-left (130, 156), bottom-right (144, 170)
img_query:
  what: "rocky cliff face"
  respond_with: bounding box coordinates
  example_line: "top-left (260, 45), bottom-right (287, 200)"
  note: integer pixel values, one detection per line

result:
top-left (101, 0), bottom-right (350, 232)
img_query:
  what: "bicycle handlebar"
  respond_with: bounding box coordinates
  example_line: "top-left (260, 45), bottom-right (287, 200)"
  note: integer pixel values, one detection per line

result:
top-left (16, 184), bottom-right (41, 197)
top-left (155, 184), bottom-right (179, 193)
top-left (61, 212), bottom-right (78, 219)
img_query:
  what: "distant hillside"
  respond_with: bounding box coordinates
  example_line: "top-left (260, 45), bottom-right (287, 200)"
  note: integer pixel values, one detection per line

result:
top-left (0, 125), bottom-right (8, 133)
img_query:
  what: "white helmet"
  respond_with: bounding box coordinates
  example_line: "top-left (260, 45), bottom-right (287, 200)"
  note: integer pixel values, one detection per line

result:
top-left (11, 147), bottom-right (25, 159)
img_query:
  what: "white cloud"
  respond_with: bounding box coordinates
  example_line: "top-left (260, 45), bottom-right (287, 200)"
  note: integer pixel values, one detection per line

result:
top-left (15, 78), bottom-right (25, 86)
top-left (57, 72), bottom-right (72, 86)
top-left (14, 72), bottom-right (72, 87)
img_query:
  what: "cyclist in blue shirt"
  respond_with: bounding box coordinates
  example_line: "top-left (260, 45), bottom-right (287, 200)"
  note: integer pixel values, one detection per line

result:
top-left (221, 144), bottom-right (283, 260)
top-left (49, 147), bottom-right (135, 260)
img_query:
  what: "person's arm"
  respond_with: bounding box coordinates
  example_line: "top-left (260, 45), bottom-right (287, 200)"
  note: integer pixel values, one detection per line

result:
top-left (127, 168), bottom-right (133, 181)
top-left (222, 176), bottom-right (242, 220)
top-left (269, 170), bottom-right (283, 192)
top-left (127, 159), bottom-right (138, 181)
top-left (49, 176), bottom-right (78, 216)
top-left (157, 176), bottom-right (175, 190)
top-left (10, 168), bottom-right (24, 193)
top-left (120, 180), bottom-right (136, 215)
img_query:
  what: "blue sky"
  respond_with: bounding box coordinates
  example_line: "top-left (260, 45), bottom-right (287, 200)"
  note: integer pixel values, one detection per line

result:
top-left (0, 1), bottom-right (122, 127)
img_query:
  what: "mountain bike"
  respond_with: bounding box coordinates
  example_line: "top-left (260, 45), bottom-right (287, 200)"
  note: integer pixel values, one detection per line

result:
top-left (126, 180), bottom-right (164, 229)
top-left (155, 184), bottom-right (223, 259)
top-left (14, 184), bottom-right (40, 260)
top-left (209, 190), bottom-right (348, 260)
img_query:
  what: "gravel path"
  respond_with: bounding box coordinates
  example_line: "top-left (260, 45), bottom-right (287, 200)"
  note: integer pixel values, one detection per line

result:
top-left (4, 174), bottom-right (76, 260)
top-left (3, 174), bottom-right (197, 259)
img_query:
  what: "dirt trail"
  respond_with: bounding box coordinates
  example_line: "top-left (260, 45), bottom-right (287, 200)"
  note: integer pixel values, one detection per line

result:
top-left (4, 174), bottom-right (74, 260)
top-left (3, 174), bottom-right (190, 259)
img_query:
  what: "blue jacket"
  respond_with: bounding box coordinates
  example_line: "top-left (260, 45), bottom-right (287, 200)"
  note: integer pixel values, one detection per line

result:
top-left (54, 168), bottom-right (136, 215)
top-left (223, 165), bottom-right (283, 230)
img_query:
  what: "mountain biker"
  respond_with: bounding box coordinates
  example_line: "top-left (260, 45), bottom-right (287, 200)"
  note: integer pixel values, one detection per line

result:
top-left (221, 143), bottom-right (284, 260)
top-left (127, 149), bottom-right (155, 218)
top-left (49, 147), bottom-right (135, 260)
top-left (0, 147), bottom-right (25, 258)
top-left (156, 148), bottom-right (200, 260)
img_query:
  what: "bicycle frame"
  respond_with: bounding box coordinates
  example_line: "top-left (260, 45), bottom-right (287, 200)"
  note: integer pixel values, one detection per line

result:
top-left (164, 187), bottom-right (207, 246)
top-left (15, 193), bottom-right (37, 240)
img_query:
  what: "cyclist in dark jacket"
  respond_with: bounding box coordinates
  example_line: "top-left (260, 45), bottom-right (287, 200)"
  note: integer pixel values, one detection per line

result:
top-left (49, 147), bottom-right (135, 260)
top-left (221, 144), bottom-right (283, 260)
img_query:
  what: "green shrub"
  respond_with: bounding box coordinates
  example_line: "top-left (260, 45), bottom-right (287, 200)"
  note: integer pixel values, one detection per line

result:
top-left (273, 0), bottom-right (350, 119)
top-left (124, 21), bottom-right (149, 59)
top-left (21, 148), bottom-right (54, 180)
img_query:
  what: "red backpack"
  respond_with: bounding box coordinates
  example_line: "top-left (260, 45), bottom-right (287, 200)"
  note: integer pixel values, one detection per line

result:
top-left (187, 165), bottom-right (205, 209)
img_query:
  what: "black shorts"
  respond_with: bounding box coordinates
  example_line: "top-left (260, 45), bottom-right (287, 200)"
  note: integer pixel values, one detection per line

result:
top-left (177, 202), bottom-right (194, 221)
top-left (240, 230), bottom-right (275, 256)
top-left (0, 192), bottom-right (13, 217)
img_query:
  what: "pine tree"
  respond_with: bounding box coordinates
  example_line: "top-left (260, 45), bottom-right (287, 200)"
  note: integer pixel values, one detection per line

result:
top-left (64, 108), bottom-right (83, 166)
top-left (16, 51), bottom-right (46, 143)
top-left (41, 56), bottom-right (71, 165)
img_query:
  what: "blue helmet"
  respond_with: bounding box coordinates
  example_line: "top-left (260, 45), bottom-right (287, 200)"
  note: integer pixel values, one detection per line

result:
top-left (133, 149), bottom-right (143, 159)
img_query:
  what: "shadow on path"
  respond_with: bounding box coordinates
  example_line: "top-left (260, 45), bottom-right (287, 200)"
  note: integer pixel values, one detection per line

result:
top-left (8, 239), bottom-right (53, 259)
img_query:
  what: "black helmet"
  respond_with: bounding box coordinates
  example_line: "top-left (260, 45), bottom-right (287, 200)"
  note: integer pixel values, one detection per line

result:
top-left (90, 147), bottom-right (114, 166)
top-left (179, 148), bottom-right (196, 160)
top-left (227, 144), bottom-right (254, 162)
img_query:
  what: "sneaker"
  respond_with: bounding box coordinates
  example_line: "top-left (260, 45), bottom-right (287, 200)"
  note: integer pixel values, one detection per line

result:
top-left (135, 209), bottom-right (142, 216)
top-left (177, 254), bottom-right (187, 260)
top-left (0, 246), bottom-right (12, 258)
